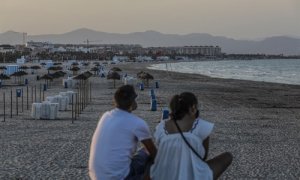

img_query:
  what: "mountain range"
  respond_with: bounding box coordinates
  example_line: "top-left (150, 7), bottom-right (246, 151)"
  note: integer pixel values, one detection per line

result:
top-left (1, 28), bottom-right (300, 55)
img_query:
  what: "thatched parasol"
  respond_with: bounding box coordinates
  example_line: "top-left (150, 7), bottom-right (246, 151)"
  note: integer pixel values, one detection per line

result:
top-left (53, 62), bottom-right (62, 66)
top-left (110, 67), bottom-right (122, 72)
top-left (10, 71), bottom-right (28, 84)
top-left (10, 71), bottom-right (28, 77)
top-left (19, 65), bottom-right (29, 70)
top-left (0, 66), bottom-right (7, 74)
top-left (137, 71), bottom-right (146, 78)
top-left (83, 71), bottom-right (93, 78)
top-left (107, 71), bottom-right (121, 88)
top-left (0, 74), bottom-right (10, 86)
top-left (48, 66), bottom-right (63, 71)
top-left (82, 62), bottom-right (90, 66)
top-left (30, 65), bottom-right (41, 74)
top-left (71, 62), bottom-right (79, 66)
top-left (40, 74), bottom-right (54, 86)
top-left (0, 66), bottom-right (7, 70)
top-left (90, 67), bottom-right (100, 75)
top-left (30, 65), bottom-right (41, 70)
top-left (40, 74), bottom-right (54, 80)
top-left (70, 66), bottom-right (80, 75)
top-left (51, 71), bottom-right (65, 79)
top-left (0, 74), bottom-right (10, 80)
top-left (137, 71), bottom-right (154, 87)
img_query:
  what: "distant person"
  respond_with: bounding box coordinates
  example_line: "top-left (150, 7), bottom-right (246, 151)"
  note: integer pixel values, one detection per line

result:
top-left (89, 85), bottom-right (157, 180)
top-left (151, 92), bottom-right (232, 180)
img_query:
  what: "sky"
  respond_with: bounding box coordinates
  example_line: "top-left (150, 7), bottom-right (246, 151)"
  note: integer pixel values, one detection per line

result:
top-left (1, 0), bottom-right (300, 39)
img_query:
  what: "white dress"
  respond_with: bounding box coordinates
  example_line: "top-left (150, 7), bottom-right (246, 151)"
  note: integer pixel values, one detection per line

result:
top-left (150, 118), bottom-right (214, 180)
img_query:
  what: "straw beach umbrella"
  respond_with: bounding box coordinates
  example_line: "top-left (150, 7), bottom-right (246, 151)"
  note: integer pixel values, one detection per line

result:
top-left (53, 62), bottom-right (62, 66)
top-left (19, 65), bottom-right (29, 70)
top-left (30, 65), bottom-right (41, 74)
top-left (10, 71), bottom-right (28, 84)
top-left (40, 74), bottom-right (54, 87)
top-left (51, 71), bottom-right (66, 79)
top-left (110, 67), bottom-right (122, 72)
top-left (0, 74), bottom-right (10, 80)
top-left (91, 67), bottom-right (100, 75)
top-left (70, 66), bottom-right (80, 76)
top-left (107, 71), bottom-right (121, 88)
top-left (83, 71), bottom-right (93, 79)
top-left (0, 73), bottom-right (10, 85)
top-left (137, 71), bottom-right (154, 87)
top-left (0, 66), bottom-right (7, 74)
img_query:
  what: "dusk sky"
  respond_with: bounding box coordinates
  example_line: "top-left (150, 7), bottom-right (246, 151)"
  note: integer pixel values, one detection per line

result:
top-left (1, 0), bottom-right (300, 39)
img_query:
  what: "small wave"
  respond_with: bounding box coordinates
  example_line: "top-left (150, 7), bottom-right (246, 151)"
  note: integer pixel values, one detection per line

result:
top-left (148, 59), bottom-right (300, 85)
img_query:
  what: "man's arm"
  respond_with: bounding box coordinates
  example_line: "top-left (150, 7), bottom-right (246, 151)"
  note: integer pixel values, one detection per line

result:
top-left (141, 139), bottom-right (157, 163)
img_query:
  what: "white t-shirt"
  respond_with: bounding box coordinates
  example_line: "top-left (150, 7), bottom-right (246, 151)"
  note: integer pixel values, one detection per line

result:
top-left (89, 108), bottom-right (152, 180)
top-left (150, 118), bottom-right (214, 180)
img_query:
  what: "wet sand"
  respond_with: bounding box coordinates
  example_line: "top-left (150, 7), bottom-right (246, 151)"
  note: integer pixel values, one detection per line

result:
top-left (0, 62), bottom-right (299, 179)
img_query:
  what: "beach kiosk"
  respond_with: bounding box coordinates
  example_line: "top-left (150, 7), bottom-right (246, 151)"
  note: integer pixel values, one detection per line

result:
top-left (4, 65), bottom-right (19, 75)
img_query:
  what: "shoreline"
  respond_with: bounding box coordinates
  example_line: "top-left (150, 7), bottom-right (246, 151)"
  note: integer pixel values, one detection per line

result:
top-left (0, 61), bottom-right (299, 179)
top-left (147, 59), bottom-right (300, 86)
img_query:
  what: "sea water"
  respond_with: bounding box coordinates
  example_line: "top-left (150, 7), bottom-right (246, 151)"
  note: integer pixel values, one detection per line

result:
top-left (148, 59), bottom-right (300, 85)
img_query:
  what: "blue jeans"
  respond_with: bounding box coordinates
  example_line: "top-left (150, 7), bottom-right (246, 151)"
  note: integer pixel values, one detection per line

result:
top-left (125, 149), bottom-right (151, 180)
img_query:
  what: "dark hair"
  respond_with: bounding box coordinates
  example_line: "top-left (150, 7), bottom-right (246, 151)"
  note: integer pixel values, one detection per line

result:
top-left (114, 85), bottom-right (137, 111)
top-left (169, 92), bottom-right (198, 121)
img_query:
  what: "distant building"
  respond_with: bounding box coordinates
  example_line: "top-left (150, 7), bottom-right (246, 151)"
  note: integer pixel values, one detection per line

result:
top-left (112, 55), bottom-right (129, 62)
top-left (0, 44), bottom-right (15, 53)
top-left (177, 46), bottom-right (221, 56)
top-left (135, 56), bottom-right (153, 61)
top-left (146, 46), bottom-right (222, 57)
top-left (16, 56), bottom-right (26, 64)
top-left (157, 56), bottom-right (170, 61)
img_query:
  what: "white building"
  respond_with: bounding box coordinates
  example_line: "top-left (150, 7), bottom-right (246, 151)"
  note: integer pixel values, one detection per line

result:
top-left (157, 56), bottom-right (170, 61)
top-left (135, 56), bottom-right (153, 61)
top-left (112, 56), bottom-right (129, 62)
top-left (16, 56), bottom-right (26, 64)
top-left (52, 46), bottom-right (67, 52)
top-left (0, 45), bottom-right (15, 53)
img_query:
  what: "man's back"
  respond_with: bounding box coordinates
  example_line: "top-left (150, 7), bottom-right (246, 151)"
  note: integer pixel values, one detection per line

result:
top-left (89, 108), bottom-right (151, 179)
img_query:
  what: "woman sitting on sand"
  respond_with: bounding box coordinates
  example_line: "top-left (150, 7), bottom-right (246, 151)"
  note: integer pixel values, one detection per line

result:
top-left (150, 92), bottom-right (232, 180)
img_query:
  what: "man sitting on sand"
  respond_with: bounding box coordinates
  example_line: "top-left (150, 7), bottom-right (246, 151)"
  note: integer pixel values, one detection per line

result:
top-left (89, 85), bottom-right (157, 180)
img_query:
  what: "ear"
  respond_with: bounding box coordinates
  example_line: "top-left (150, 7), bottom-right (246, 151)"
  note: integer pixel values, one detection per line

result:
top-left (189, 105), bottom-right (197, 114)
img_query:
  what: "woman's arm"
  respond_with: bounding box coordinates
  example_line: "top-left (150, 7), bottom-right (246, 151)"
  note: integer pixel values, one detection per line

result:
top-left (203, 137), bottom-right (210, 161)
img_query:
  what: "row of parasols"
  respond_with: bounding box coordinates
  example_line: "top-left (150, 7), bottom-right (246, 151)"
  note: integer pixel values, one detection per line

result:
top-left (107, 68), bottom-right (154, 88)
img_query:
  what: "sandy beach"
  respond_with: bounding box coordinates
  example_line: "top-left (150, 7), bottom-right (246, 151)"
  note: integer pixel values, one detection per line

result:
top-left (0, 61), bottom-right (300, 179)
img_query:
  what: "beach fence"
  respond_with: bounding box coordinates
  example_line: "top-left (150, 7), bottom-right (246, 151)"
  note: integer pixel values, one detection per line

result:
top-left (1, 83), bottom-right (51, 121)
top-left (1, 79), bottom-right (93, 123)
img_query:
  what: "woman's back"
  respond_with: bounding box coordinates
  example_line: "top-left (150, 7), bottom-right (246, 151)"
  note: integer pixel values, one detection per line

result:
top-left (150, 119), bottom-right (214, 180)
